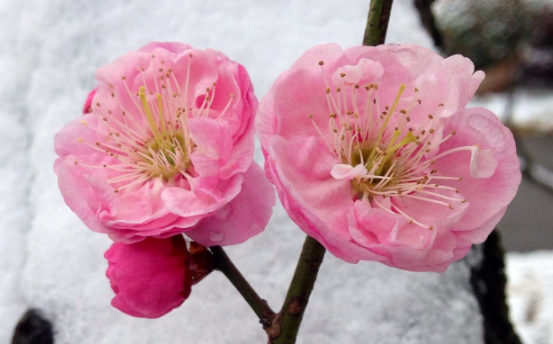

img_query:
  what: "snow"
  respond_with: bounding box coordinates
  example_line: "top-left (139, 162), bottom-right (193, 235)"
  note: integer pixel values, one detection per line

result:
top-left (472, 90), bottom-right (553, 132)
top-left (0, 0), bottom-right (544, 343)
top-left (507, 251), bottom-right (553, 344)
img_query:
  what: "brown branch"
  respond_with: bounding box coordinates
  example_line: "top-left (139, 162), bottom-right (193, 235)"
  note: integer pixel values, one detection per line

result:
top-left (269, 236), bottom-right (326, 344)
top-left (413, 0), bottom-right (443, 48)
top-left (210, 246), bottom-right (275, 327)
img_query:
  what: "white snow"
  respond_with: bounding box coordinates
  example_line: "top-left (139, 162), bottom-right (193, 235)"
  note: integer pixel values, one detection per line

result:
top-left (472, 90), bottom-right (553, 132)
top-left (0, 0), bottom-right (546, 343)
top-left (507, 252), bottom-right (553, 344)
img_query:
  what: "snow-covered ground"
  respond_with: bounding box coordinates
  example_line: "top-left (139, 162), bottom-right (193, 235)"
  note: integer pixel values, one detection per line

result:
top-left (0, 0), bottom-right (551, 343)
top-left (508, 252), bottom-right (553, 344)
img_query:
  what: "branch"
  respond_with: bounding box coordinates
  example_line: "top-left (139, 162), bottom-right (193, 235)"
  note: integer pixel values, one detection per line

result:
top-left (363, 0), bottom-right (395, 46)
top-left (270, 236), bottom-right (326, 344)
top-left (210, 246), bottom-right (275, 326)
top-left (413, 0), bottom-right (443, 48)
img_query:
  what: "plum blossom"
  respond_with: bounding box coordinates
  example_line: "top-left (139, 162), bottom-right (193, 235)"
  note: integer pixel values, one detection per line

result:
top-left (257, 43), bottom-right (520, 272)
top-left (105, 236), bottom-right (191, 318)
top-left (55, 42), bottom-right (275, 246)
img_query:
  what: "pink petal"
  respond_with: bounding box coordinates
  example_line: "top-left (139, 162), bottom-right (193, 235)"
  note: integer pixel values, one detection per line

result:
top-left (330, 163), bottom-right (368, 180)
top-left (469, 147), bottom-right (498, 178)
top-left (435, 107), bottom-right (521, 234)
top-left (186, 163), bottom-right (275, 246)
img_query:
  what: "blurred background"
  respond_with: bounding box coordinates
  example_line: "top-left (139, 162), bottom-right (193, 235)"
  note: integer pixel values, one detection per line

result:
top-left (426, 0), bottom-right (553, 252)
top-left (1, 0), bottom-right (552, 343)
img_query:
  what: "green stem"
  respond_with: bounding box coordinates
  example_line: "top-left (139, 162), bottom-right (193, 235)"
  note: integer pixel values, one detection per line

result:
top-left (211, 246), bottom-right (275, 326)
top-left (271, 236), bottom-right (326, 344)
top-left (363, 0), bottom-right (395, 46)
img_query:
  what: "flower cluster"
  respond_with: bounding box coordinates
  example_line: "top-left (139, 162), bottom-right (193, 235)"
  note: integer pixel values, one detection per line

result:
top-left (55, 41), bottom-right (520, 318)
top-left (55, 42), bottom-right (275, 317)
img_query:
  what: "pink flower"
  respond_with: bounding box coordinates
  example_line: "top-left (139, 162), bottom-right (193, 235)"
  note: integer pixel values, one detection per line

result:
top-left (105, 236), bottom-right (191, 318)
top-left (55, 42), bottom-right (275, 246)
top-left (257, 44), bottom-right (520, 272)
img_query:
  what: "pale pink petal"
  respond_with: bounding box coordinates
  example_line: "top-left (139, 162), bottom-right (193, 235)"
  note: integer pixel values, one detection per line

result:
top-left (57, 158), bottom-right (108, 234)
top-left (162, 173), bottom-right (243, 218)
top-left (188, 117), bottom-right (232, 161)
top-left (186, 163), bottom-right (275, 246)
top-left (330, 163), bottom-right (368, 180)
top-left (435, 108), bottom-right (520, 233)
top-left (331, 59), bottom-right (384, 85)
top-left (469, 147), bottom-right (498, 178)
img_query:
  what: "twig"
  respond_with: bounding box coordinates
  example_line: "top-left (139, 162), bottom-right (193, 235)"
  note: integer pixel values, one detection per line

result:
top-left (270, 236), bottom-right (326, 344)
top-left (211, 246), bottom-right (275, 326)
top-left (413, 0), bottom-right (443, 48)
top-left (363, 0), bottom-right (394, 46)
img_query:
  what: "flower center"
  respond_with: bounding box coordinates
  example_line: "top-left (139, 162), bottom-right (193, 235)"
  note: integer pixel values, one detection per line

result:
top-left (310, 60), bottom-right (489, 229)
top-left (75, 54), bottom-right (235, 193)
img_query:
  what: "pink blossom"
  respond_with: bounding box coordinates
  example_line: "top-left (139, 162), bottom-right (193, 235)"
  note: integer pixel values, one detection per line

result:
top-left (55, 42), bottom-right (275, 245)
top-left (257, 44), bottom-right (521, 272)
top-left (105, 236), bottom-right (191, 318)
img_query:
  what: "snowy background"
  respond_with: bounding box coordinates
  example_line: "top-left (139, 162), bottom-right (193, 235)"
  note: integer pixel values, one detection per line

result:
top-left (1, 0), bottom-right (551, 343)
